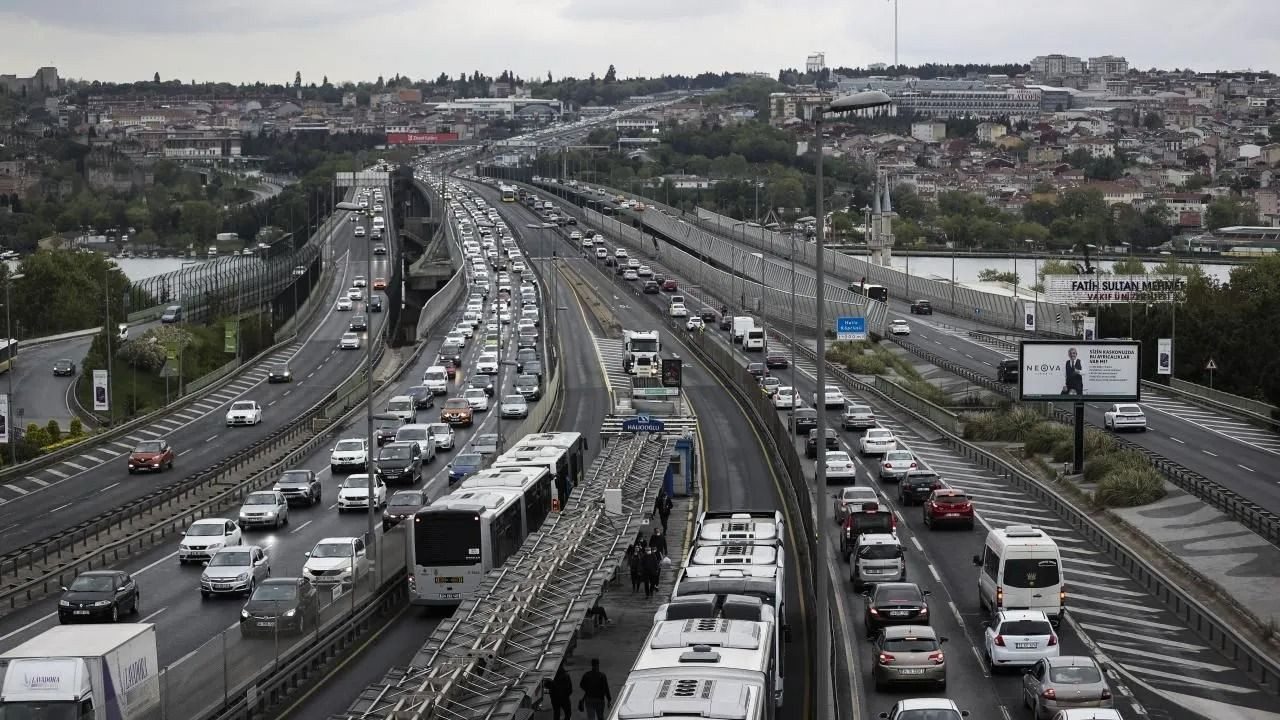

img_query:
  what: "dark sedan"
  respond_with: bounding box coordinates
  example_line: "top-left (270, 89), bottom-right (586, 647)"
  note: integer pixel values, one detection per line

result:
top-left (643, 280), bottom-right (660, 294)
top-left (864, 582), bottom-right (931, 638)
top-left (369, 295), bottom-right (383, 312)
top-left (240, 578), bottom-right (318, 636)
top-left (52, 358), bottom-right (77, 376)
top-left (439, 343), bottom-right (463, 365)
top-left (468, 374), bottom-right (495, 397)
top-left (747, 362), bottom-right (768, 379)
top-left (384, 489), bottom-right (428, 530)
top-left (267, 363), bottom-right (292, 383)
top-left (699, 309), bottom-right (718, 324)
top-left (523, 359), bottom-right (544, 378)
top-left (406, 385), bottom-right (435, 409)
top-left (273, 469), bottom-right (321, 506)
top-left (794, 408), bottom-right (818, 434)
top-left (805, 428), bottom-right (840, 458)
top-left (59, 570), bottom-right (139, 623)
top-left (349, 315), bottom-right (369, 331)
top-left (898, 470), bottom-right (945, 506)
top-left (765, 353), bottom-right (790, 369)
top-left (373, 414), bottom-right (402, 446)
top-left (373, 244), bottom-right (388, 255)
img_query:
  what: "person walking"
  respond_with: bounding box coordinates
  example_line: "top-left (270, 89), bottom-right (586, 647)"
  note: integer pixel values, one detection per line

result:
top-left (642, 546), bottom-right (662, 597)
top-left (627, 544), bottom-right (643, 593)
top-left (547, 665), bottom-right (573, 720)
top-left (579, 658), bottom-right (612, 720)
top-left (651, 491), bottom-right (673, 534)
top-left (649, 527), bottom-right (668, 558)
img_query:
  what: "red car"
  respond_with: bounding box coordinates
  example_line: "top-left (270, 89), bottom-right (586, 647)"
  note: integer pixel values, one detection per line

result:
top-left (444, 360), bottom-right (458, 379)
top-left (128, 439), bottom-right (175, 474)
top-left (922, 488), bottom-right (975, 530)
top-left (661, 279), bottom-right (678, 292)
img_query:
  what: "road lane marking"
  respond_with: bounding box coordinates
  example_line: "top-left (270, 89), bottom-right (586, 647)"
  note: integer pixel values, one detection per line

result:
top-left (140, 607), bottom-right (167, 623)
top-left (101, 482), bottom-right (119, 492)
top-left (1239, 464), bottom-right (1254, 472)
top-left (290, 520), bottom-right (313, 534)
top-left (206, 435), bottom-right (219, 443)
top-left (50, 502), bottom-right (72, 513)
top-left (136, 551), bottom-right (179, 575)
top-left (1202, 450), bottom-right (1218, 457)
top-left (179, 449), bottom-right (192, 456)
top-left (3, 484), bottom-right (29, 495)
top-left (26, 477), bottom-right (49, 487)
top-left (1169, 436), bottom-right (1185, 444)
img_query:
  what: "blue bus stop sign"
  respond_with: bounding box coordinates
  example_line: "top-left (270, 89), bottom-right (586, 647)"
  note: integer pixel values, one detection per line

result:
top-left (622, 414), bottom-right (666, 433)
top-left (836, 316), bottom-right (866, 341)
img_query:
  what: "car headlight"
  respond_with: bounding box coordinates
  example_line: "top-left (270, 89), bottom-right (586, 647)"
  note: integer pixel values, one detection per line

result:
top-left (241, 609), bottom-right (249, 618)
top-left (93, 600), bottom-right (112, 607)
top-left (284, 609), bottom-right (296, 617)
top-left (237, 573), bottom-right (250, 582)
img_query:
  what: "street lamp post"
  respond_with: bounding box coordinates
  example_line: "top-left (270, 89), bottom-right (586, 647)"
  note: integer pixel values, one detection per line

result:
top-left (812, 90), bottom-right (892, 720)
top-left (5, 273), bottom-right (23, 465)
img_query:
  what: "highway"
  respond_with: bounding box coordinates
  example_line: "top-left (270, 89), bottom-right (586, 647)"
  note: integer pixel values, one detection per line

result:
top-left (0, 205), bottom-right (382, 551)
top-left (550, 205), bottom-right (1280, 720)
top-left (7, 335), bottom-right (93, 432)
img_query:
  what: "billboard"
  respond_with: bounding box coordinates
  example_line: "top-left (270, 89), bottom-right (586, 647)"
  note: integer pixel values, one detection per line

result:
top-left (387, 132), bottom-right (459, 145)
top-left (0, 393), bottom-right (8, 444)
top-left (1023, 302), bottom-right (1037, 332)
top-left (224, 320), bottom-right (238, 354)
top-left (93, 370), bottom-right (110, 411)
top-left (1043, 274), bottom-right (1187, 304)
top-left (1157, 338), bottom-right (1172, 375)
top-left (1019, 341), bottom-right (1141, 402)
top-left (1082, 316), bottom-right (1096, 341)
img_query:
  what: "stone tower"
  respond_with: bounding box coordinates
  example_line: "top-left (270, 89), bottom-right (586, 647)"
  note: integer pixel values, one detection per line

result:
top-left (867, 174), bottom-right (897, 266)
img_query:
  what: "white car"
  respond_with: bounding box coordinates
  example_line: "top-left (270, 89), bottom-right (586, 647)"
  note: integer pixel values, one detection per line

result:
top-left (824, 451), bottom-right (858, 481)
top-left (813, 385), bottom-right (845, 409)
top-left (237, 490), bottom-right (288, 529)
top-left (339, 332), bottom-right (360, 349)
top-left (581, 237), bottom-right (594, 249)
top-left (622, 269), bottom-right (638, 281)
top-left (614, 248), bottom-right (628, 259)
top-left (500, 394), bottom-right (529, 418)
top-left (637, 266), bottom-right (653, 277)
top-left (336, 297), bottom-right (353, 311)
top-left (773, 386), bottom-right (800, 409)
top-left (445, 332), bottom-right (467, 347)
top-left (595, 247), bottom-right (609, 259)
top-left (354, 226), bottom-right (366, 237)
top-left (179, 518), bottom-right (241, 564)
top-left (352, 276), bottom-right (367, 288)
top-left (983, 610), bottom-right (1060, 669)
top-left (386, 395), bottom-right (416, 423)
top-left (476, 352), bottom-right (499, 374)
top-left (427, 422), bottom-right (455, 450)
top-left (833, 485), bottom-right (880, 525)
top-left (329, 438), bottom-right (369, 474)
top-left (1103, 403), bottom-right (1147, 432)
top-left (686, 316), bottom-right (704, 331)
top-left (889, 319), bottom-right (911, 335)
top-left (337, 474), bottom-right (386, 511)
top-left (453, 324), bottom-right (474, 339)
top-left (200, 545), bottom-right (270, 597)
top-left (463, 388), bottom-right (490, 411)
top-left (669, 303), bottom-right (688, 318)
top-left (347, 287), bottom-right (363, 301)
top-left (880, 699), bottom-right (968, 720)
top-left (499, 309), bottom-right (513, 324)
top-left (859, 428), bottom-right (898, 456)
top-left (225, 400), bottom-right (262, 426)
top-left (303, 537), bottom-right (370, 587)
top-left (879, 449), bottom-right (918, 481)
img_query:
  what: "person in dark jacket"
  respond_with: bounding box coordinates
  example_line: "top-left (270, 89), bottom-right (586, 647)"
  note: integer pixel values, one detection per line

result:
top-left (547, 665), bottom-right (573, 720)
top-left (648, 527), bottom-right (668, 557)
top-left (626, 545), bottom-right (643, 593)
top-left (642, 547), bottom-right (662, 597)
top-left (651, 491), bottom-right (673, 533)
top-left (579, 658), bottom-right (612, 720)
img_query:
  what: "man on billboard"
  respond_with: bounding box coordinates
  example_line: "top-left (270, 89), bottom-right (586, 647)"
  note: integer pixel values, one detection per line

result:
top-left (1063, 347), bottom-right (1084, 396)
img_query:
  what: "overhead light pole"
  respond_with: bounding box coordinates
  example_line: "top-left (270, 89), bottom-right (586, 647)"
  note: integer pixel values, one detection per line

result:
top-left (5, 273), bottom-right (23, 465)
top-left (812, 89), bottom-right (892, 720)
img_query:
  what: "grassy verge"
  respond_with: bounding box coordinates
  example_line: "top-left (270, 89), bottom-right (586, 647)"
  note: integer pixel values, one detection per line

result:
top-left (826, 340), bottom-right (952, 406)
top-left (962, 407), bottom-right (1165, 508)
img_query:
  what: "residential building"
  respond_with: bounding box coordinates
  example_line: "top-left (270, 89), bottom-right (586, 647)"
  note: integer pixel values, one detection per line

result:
top-left (910, 121), bottom-right (946, 143)
top-left (1031, 54), bottom-right (1085, 77)
top-left (976, 122), bottom-right (1008, 143)
top-left (617, 115), bottom-right (659, 135)
top-left (769, 91), bottom-right (832, 126)
top-left (1028, 145), bottom-right (1064, 164)
top-left (1089, 55), bottom-right (1130, 77)
top-left (429, 97), bottom-right (561, 122)
top-left (661, 174), bottom-right (719, 190)
top-left (806, 52), bottom-right (826, 74)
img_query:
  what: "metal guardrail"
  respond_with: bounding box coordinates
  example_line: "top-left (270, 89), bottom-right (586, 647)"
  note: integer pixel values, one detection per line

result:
top-left (1151, 379), bottom-right (1280, 430)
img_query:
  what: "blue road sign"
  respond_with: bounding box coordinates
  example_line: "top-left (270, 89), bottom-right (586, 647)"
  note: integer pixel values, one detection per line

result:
top-left (621, 414), bottom-right (666, 433)
top-left (836, 316), bottom-right (867, 341)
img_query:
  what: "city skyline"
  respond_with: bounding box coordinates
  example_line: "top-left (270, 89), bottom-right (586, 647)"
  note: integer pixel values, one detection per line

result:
top-left (1, 0), bottom-right (1277, 85)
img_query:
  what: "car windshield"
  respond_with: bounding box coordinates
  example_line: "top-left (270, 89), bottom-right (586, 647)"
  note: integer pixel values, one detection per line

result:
top-left (859, 544), bottom-right (903, 560)
top-left (336, 440), bottom-right (364, 452)
top-left (867, 431), bottom-right (893, 440)
top-left (311, 542), bottom-right (353, 558)
top-left (245, 493), bottom-right (277, 505)
top-left (278, 471), bottom-right (310, 485)
top-left (455, 453), bottom-right (482, 467)
top-left (503, 396), bottom-right (524, 405)
top-left (895, 710), bottom-right (960, 720)
top-left (231, 402), bottom-right (255, 411)
top-left (341, 477), bottom-right (371, 489)
top-left (827, 452), bottom-right (851, 463)
top-left (886, 451), bottom-right (913, 462)
top-left (388, 399), bottom-right (413, 410)
top-left (882, 636), bottom-right (938, 652)
top-left (1001, 619), bottom-right (1053, 636)
top-left (876, 587), bottom-right (922, 604)
top-left (464, 389), bottom-right (485, 398)
top-left (516, 376), bottom-right (536, 387)
top-left (69, 575), bottom-right (114, 592)
top-left (388, 495), bottom-right (422, 508)
top-left (445, 399), bottom-right (469, 408)
top-left (425, 370), bottom-right (446, 381)
top-left (428, 424), bottom-right (450, 435)
top-left (134, 441), bottom-right (164, 453)
top-left (1116, 405), bottom-right (1142, 413)
top-left (251, 584), bottom-right (298, 602)
top-left (272, 364), bottom-right (288, 373)
top-left (1004, 559), bottom-right (1061, 589)
top-left (1049, 665), bottom-right (1103, 684)
top-left (187, 523), bottom-right (225, 536)
top-left (934, 493), bottom-right (969, 505)
top-left (208, 551), bottom-right (252, 567)
top-left (381, 446), bottom-right (412, 459)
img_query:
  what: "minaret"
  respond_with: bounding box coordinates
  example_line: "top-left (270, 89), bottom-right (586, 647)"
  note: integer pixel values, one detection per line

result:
top-left (867, 173), bottom-right (897, 266)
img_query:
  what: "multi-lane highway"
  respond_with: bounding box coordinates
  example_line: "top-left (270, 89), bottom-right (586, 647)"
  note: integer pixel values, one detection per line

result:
top-left (7, 334), bottom-right (93, 432)
top-left (535, 198), bottom-right (1279, 720)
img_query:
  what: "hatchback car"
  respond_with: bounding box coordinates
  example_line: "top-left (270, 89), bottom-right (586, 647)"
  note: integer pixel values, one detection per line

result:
top-left (871, 625), bottom-right (948, 690)
top-left (765, 352), bottom-right (789, 369)
top-left (267, 363), bottom-right (292, 383)
top-left (426, 422), bottom-right (455, 450)
top-left (923, 488), bottom-right (974, 530)
top-left (238, 491), bottom-right (289, 529)
top-left (662, 279), bottom-right (678, 292)
top-left (500, 394), bottom-right (529, 418)
top-left (239, 578), bottom-right (318, 636)
top-left (179, 518), bottom-right (242, 563)
top-left (384, 489), bottom-right (429, 529)
top-left (463, 388), bottom-right (490, 411)
top-left (515, 374), bottom-right (542, 400)
top-left (889, 319), bottom-right (911, 335)
top-left (877, 698), bottom-right (969, 720)
top-left (814, 385), bottom-right (846, 409)
top-left (349, 315), bottom-right (369, 331)
top-left (833, 486), bottom-right (880, 525)
top-left (128, 439), bottom-right (174, 473)
top-left (864, 582), bottom-right (931, 637)
top-left (200, 545), bottom-right (270, 598)
top-left (806, 428), bottom-right (840, 459)
top-left (773, 386), bottom-right (800, 409)
top-left (898, 470), bottom-right (945, 506)
top-left (58, 570), bottom-right (139, 623)
top-left (1022, 656), bottom-right (1113, 719)
top-left (448, 452), bottom-right (485, 485)
top-left (984, 610), bottom-right (1059, 670)
top-left (878, 450), bottom-right (917, 482)
top-left (339, 332), bottom-right (360, 349)
top-left (273, 469), bottom-right (321, 506)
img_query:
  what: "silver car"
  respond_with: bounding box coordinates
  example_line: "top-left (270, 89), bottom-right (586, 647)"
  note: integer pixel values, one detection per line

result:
top-left (200, 545), bottom-right (271, 598)
top-left (878, 450), bottom-right (918, 482)
top-left (871, 625), bottom-right (947, 690)
top-left (238, 490), bottom-right (289, 530)
top-left (1022, 656), bottom-right (1113, 719)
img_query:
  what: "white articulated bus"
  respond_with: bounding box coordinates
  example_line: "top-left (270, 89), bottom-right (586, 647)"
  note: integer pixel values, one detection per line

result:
top-left (491, 431), bottom-right (586, 507)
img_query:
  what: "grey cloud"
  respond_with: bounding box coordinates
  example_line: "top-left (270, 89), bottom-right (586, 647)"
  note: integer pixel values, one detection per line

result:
top-left (0, 0), bottom-right (421, 33)
top-left (559, 0), bottom-right (743, 22)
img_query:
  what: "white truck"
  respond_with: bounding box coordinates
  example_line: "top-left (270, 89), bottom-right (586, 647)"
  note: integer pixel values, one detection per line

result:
top-left (623, 329), bottom-right (661, 376)
top-left (0, 624), bottom-right (159, 720)
top-left (732, 316), bottom-right (757, 345)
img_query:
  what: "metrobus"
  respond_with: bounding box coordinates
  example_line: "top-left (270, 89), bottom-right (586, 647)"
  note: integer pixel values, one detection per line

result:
top-left (491, 431), bottom-right (586, 508)
top-left (0, 339), bottom-right (14, 374)
top-left (499, 185), bottom-right (517, 203)
top-left (849, 283), bottom-right (889, 302)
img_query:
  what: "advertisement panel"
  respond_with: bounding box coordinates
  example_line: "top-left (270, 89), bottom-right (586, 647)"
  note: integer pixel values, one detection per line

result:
top-left (1019, 340), bottom-right (1141, 402)
top-left (1023, 302), bottom-right (1037, 332)
top-left (1082, 316), bottom-right (1096, 341)
top-left (1157, 338), bottom-right (1172, 375)
top-left (0, 393), bottom-right (8, 444)
top-left (1043, 274), bottom-right (1187, 304)
top-left (386, 132), bottom-right (460, 145)
top-left (224, 320), bottom-right (238, 354)
top-left (93, 370), bottom-right (110, 411)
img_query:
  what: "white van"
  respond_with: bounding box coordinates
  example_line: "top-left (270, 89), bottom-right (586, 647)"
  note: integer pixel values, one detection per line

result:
top-left (850, 533), bottom-right (905, 589)
top-left (386, 395), bottom-right (416, 423)
top-left (423, 366), bottom-right (449, 395)
top-left (744, 327), bottom-right (766, 351)
top-left (973, 525), bottom-right (1065, 624)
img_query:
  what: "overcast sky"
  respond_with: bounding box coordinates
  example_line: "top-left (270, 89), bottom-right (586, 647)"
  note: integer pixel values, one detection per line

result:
top-left (1, 0), bottom-right (1276, 85)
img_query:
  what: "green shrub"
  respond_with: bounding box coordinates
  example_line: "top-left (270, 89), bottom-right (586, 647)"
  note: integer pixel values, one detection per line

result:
top-left (1083, 429), bottom-right (1118, 456)
top-left (846, 355), bottom-right (887, 375)
top-left (1001, 407), bottom-right (1047, 442)
top-left (1024, 422), bottom-right (1071, 455)
top-left (44, 420), bottom-right (60, 444)
top-left (962, 411), bottom-right (1001, 441)
top-left (1050, 438), bottom-right (1074, 463)
top-left (906, 379), bottom-right (951, 406)
top-left (24, 423), bottom-right (47, 448)
top-left (1094, 466), bottom-right (1166, 507)
top-left (69, 418), bottom-right (84, 437)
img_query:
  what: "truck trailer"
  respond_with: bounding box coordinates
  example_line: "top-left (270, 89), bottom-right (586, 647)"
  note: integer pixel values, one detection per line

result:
top-left (0, 624), bottom-right (159, 720)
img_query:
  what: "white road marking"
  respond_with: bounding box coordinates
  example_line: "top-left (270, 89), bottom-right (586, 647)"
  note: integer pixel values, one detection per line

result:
top-left (290, 520), bottom-right (313, 534)
top-left (3, 484), bottom-right (29, 495)
top-left (136, 551), bottom-right (179, 575)
top-left (1202, 450), bottom-right (1218, 457)
top-left (178, 449), bottom-right (192, 456)
top-left (1239, 464), bottom-right (1253, 472)
top-left (101, 482), bottom-right (119, 492)
top-left (1169, 436), bottom-right (1185, 444)
top-left (140, 607), bottom-right (167, 623)
top-left (50, 502), bottom-right (72, 513)
top-left (206, 435), bottom-right (219, 443)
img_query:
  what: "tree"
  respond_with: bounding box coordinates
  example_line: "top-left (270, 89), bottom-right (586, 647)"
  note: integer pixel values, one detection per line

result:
top-left (978, 269), bottom-right (1019, 284)
top-left (604, 64), bottom-right (617, 83)
top-left (322, 75), bottom-right (329, 86)
top-left (1269, 122), bottom-right (1280, 141)
top-left (1205, 196), bottom-right (1259, 230)
top-left (153, 72), bottom-right (160, 84)
top-left (1109, 256), bottom-right (1148, 275)
top-left (294, 71), bottom-right (302, 88)
top-left (1143, 112), bottom-right (1164, 130)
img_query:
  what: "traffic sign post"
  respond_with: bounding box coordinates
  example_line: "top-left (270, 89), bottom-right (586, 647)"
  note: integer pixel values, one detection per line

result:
top-left (1206, 358), bottom-right (1216, 389)
top-left (836, 316), bottom-right (866, 341)
top-left (621, 414), bottom-right (666, 433)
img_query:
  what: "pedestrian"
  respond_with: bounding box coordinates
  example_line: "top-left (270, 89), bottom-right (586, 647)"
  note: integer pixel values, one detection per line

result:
top-left (547, 665), bottom-right (573, 720)
top-left (588, 600), bottom-right (610, 628)
top-left (651, 491), bottom-right (673, 534)
top-left (642, 546), bottom-right (662, 597)
top-left (627, 545), bottom-right (643, 593)
top-left (649, 527), bottom-right (668, 558)
top-left (579, 658), bottom-right (612, 720)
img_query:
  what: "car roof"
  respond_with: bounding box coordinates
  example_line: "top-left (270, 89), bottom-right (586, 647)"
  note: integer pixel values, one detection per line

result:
top-left (316, 536), bottom-right (358, 544)
top-left (191, 518), bottom-right (231, 526)
top-left (1046, 655), bottom-right (1098, 668)
top-left (261, 577), bottom-right (303, 586)
top-left (881, 624), bottom-right (936, 639)
top-left (857, 533), bottom-right (900, 546)
top-left (897, 698), bottom-right (959, 710)
top-left (997, 610), bottom-right (1051, 622)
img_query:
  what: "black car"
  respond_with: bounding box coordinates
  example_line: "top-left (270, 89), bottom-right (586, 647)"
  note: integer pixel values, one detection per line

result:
top-left (643, 280), bottom-right (660, 294)
top-left (406, 385), bottom-right (435, 409)
top-left (765, 353), bottom-right (790, 369)
top-left (614, 263), bottom-right (626, 276)
top-left (468, 374), bottom-right (495, 396)
top-left (910, 300), bottom-right (933, 315)
top-left (566, 216), bottom-right (577, 226)
top-left (349, 315), bottom-right (369, 331)
top-left (439, 343), bottom-right (463, 364)
top-left (384, 489), bottom-right (428, 529)
top-left (806, 428), bottom-right (840, 458)
top-left (863, 582), bottom-right (931, 637)
top-left (523, 359), bottom-right (544, 378)
top-left (267, 363), bottom-right (292, 383)
top-left (898, 470), bottom-right (944, 505)
top-left (377, 441), bottom-right (423, 485)
top-left (794, 408), bottom-right (818, 434)
top-left (515, 374), bottom-right (542, 400)
top-left (240, 578), bottom-right (318, 636)
top-left (747, 362), bottom-right (768, 379)
top-left (996, 359), bottom-right (1019, 383)
top-left (719, 315), bottom-right (733, 331)
top-left (373, 414), bottom-right (402, 446)
top-left (52, 358), bottom-right (76, 376)
top-left (699, 309), bottom-right (718, 324)
top-left (373, 244), bottom-right (388, 255)
top-left (369, 295), bottom-right (384, 312)
top-left (273, 469), bottom-right (321, 506)
top-left (516, 348), bottom-right (538, 373)
top-left (59, 570), bottom-right (139, 624)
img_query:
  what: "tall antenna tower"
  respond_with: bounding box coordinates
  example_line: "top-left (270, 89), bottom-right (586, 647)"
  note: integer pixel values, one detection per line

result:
top-left (888, 0), bottom-right (899, 67)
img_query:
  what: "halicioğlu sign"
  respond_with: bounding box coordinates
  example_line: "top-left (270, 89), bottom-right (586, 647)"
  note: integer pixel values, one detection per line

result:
top-left (1043, 275), bottom-right (1187, 304)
